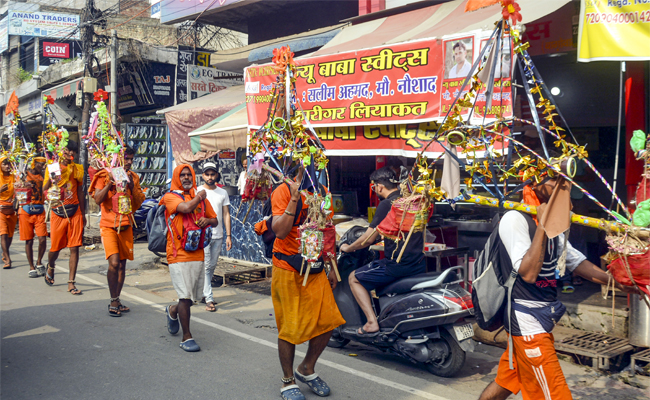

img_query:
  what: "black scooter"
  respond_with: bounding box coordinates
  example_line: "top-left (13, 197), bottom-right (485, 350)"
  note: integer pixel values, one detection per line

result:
top-left (328, 226), bottom-right (475, 377)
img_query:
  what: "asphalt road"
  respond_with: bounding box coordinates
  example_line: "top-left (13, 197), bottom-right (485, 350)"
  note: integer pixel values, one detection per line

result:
top-left (0, 246), bottom-right (483, 400)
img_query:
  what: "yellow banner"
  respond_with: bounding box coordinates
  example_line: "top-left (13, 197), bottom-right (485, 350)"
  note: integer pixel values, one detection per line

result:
top-left (578, 0), bottom-right (650, 62)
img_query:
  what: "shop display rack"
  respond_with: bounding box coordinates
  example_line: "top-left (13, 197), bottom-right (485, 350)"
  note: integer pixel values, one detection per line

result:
top-left (124, 123), bottom-right (168, 187)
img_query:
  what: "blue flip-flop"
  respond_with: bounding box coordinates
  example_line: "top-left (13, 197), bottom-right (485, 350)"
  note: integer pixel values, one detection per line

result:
top-left (166, 306), bottom-right (179, 335)
top-left (295, 370), bottom-right (331, 397)
top-left (280, 384), bottom-right (305, 400)
top-left (179, 338), bottom-right (200, 352)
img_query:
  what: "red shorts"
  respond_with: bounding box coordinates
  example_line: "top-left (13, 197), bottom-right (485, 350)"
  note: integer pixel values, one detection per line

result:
top-left (0, 212), bottom-right (17, 238)
top-left (50, 208), bottom-right (84, 252)
top-left (19, 212), bottom-right (47, 241)
top-left (495, 333), bottom-right (572, 400)
top-left (101, 226), bottom-right (134, 261)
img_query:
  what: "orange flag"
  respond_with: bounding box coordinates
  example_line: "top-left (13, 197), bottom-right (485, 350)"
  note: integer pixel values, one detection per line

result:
top-left (5, 91), bottom-right (18, 116)
top-left (464, 0), bottom-right (500, 12)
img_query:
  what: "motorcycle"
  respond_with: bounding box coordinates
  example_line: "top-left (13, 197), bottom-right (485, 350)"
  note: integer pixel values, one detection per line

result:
top-left (328, 226), bottom-right (475, 377)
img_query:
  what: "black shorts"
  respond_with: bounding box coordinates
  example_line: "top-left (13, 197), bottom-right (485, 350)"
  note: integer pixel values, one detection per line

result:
top-left (354, 259), bottom-right (399, 291)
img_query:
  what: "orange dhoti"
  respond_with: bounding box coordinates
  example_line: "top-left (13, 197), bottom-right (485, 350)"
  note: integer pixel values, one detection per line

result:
top-left (100, 226), bottom-right (134, 260)
top-left (50, 208), bottom-right (84, 252)
top-left (495, 333), bottom-right (572, 400)
top-left (18, 212), bottom-right (47, 241)
top-left (0, 212), bottom-right (17, 238)
top-left (271, 265), bottom-right (345, 345)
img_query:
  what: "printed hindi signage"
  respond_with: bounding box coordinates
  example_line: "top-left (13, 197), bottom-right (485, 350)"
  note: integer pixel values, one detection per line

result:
top-left (578, 0), bottom-right (650, 62)
top-left (7, 11), bottom-right (80, 39)
top-left (187, 65), bottom-right (243, 100)
top-left (245, 33), bottom-right (512, 131)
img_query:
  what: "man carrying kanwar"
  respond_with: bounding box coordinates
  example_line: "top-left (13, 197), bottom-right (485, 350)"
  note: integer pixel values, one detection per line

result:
top-left (270, 167), bottom-right (344, 400)
top-left (163, 164), bottom-right (218, 352)
top-left (0, 156), bottom-right (16, 269)
top-left (43, 141), bottom-right (85, 296)
top-left (478, 176), bottom-right (641, 400)
top-left (89, 146), bottom-right (145, 317)
top-left (19, 156), bottom-right (48, 277)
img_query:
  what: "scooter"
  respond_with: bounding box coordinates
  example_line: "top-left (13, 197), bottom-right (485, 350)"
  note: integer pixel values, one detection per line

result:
top-left (328, 226), bottom-right (475, 377)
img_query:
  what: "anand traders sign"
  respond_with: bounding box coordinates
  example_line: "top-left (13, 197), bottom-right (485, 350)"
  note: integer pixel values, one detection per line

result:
top-left (7, 11), bottom-right (80, 39)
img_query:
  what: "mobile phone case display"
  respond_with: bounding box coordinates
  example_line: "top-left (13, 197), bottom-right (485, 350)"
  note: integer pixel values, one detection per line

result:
top-left (125, 124), bottom-right (168, 187)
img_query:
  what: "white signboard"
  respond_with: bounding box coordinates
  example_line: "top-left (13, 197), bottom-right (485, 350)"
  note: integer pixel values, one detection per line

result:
top-left (187, 65), bottom-right (243, 100)
top-left (7, 11), bottom-right (80, 40)
top-left (0, 17), bottom-right (8, 54)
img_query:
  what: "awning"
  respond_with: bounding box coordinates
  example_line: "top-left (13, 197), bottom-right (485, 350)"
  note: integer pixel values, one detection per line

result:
top-left (189, 103), bottom-right (248, 153)
top-left (157, 85), bottom-right (244, 114)
top-left (312, 0), bottom-right (571, 57)
top-left (41, 77), bottom-right (83, 101)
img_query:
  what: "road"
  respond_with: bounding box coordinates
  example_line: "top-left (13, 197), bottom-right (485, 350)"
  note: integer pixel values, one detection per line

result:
top-left (1, 241), bottom-right (648, 400)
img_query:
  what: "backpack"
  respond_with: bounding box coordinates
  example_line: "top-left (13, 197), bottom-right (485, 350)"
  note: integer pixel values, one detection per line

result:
top-left (471, 211), bottom-right (536, 332)
top-left (146, 203), bottom-right (168, 253)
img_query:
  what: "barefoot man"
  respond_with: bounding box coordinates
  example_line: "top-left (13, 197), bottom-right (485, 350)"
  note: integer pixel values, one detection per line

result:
top-left (0, 156), bottom-right (16, 269)
top-left (20, 156), bottom-right (48, 278)
top-left (163, 164), bottom-right (217, 352)
top-left (89, 146), bottom-right (144, 316)
top-left (43, 142), bottom-right (85, 295)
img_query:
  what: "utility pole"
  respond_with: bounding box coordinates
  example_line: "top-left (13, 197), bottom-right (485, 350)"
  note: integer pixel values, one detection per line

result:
top-left (110, 29), bottom-right (117, 127)
top-left (80, 0), bottom-right (96, 226)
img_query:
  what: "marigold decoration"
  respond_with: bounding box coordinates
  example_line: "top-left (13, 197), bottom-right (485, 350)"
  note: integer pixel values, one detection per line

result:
top-left (501, 0), bottom-right (522, 24)
top-left (44, 95), bottom-right (55, 105)
top-left (94, 89), bottom-right (109, 102)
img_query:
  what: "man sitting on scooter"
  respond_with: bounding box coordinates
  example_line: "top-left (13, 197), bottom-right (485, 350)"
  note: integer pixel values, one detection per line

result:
top-left (340, 167), bottom-right (426, 336)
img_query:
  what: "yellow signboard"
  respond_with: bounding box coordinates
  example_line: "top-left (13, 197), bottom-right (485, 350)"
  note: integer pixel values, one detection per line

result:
top-left (578, 0), bottom-right (650, 62)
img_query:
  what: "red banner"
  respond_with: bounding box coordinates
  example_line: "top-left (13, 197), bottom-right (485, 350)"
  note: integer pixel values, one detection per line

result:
top-left (245, 32), bottom-right (512, 131)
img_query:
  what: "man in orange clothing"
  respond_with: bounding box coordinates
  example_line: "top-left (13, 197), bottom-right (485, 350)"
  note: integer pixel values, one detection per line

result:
top-left (163, 164), bottom-right (218, 352)
top-left (478, 177), bottom-right (640, 400)
top-left (0, 157), bottom-right (16, 269)
top-left (89, 146), bottom-right (145, 317)
top-left (271, 167), bottom-right (343, 400)
top-left (20, 157), bottom-right (48, 278)
top-left (43, 142), bottom-right (85, 295)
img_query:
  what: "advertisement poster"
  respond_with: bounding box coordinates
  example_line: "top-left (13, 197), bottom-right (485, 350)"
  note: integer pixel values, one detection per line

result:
top-left (39, 40), bottom-right (82, 66)
top-left (118, 63), bottom-right (175, 111)
top-left (578, 0), bottom-right (650, 62)
top-left (0, 17), bottom-right (7, 54)
top-left (187, 65), bottom-right (243, 100)
top-left (176, 46), bottom-right (220, 104)
top-left (7, 11), bottom-right (80, 39)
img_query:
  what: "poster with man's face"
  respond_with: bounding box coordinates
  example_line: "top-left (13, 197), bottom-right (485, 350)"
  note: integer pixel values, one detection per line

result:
top-left (444, 37), bottom-right (474, 80)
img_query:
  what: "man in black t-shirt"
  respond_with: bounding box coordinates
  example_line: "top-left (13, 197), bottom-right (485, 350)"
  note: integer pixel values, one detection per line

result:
top-left (341, 167), bottom-right (426, 336)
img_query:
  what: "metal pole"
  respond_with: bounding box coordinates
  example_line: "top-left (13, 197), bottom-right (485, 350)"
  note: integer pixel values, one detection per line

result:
top-left (80, 0), bottom-right (94, 227)
top-left (611, 61), bottom-right (625, 211)
top-left (110, 29), bottom-right (118, 127)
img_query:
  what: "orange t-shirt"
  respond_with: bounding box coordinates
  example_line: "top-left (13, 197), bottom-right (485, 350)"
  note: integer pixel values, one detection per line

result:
top-left (163, 191), bottom-right (217, 264)
top-left (17, 171), bottom-right (45, 215)
top-left (272, 184), bottom-right (314, 272)
top-left (44, 163), bottom-right (84, 206)
top-left (0, 173), bottom-right (15, 206)
top-left (89, 169), bottom-right (146, 228)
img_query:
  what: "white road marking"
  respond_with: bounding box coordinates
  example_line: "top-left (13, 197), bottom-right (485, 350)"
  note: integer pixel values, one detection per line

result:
top-left (3, 325), bottom-right (60, 339)
top-left (63, 267), bottom-right (452, 400)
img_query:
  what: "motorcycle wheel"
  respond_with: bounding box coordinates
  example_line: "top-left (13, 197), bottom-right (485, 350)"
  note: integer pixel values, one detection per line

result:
top-left (425, 329), bottom-right (465, 377)
top-left (327, 336), bottom-right (350, 349)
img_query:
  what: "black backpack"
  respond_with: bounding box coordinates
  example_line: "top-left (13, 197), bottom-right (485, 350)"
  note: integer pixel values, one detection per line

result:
top-left (471, 211), bottom-right (536, 332)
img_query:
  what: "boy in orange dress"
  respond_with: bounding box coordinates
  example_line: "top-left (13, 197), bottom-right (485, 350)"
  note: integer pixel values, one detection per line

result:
top-left (0, 157), bottom-right (16, 269)
top-left (19, 157), bottom-right (48, 278)
top-left (43, 142), bottom-right (85, 295)
top-left (89, 146), bottom-right (145, 316)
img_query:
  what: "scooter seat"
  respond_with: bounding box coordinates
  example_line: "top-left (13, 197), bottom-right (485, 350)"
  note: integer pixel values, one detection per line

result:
top-left (376, 269), bottom-right (459, 297)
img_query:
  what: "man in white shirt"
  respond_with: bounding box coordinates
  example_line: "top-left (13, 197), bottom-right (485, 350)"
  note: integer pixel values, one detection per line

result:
top-left (237, 158), bottom-right (248, 195)
top-left (448, 41), bottom-right (471, 79)
top-left (197, 162), bottom-right (232, 312)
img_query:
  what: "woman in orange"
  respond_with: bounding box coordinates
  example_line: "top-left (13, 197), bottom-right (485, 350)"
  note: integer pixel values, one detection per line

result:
top-left (0, 157), bottom-right (16, 269)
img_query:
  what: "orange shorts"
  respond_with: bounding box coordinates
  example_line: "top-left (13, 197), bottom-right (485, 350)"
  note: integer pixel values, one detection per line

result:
top-left (100, 226), bottom-right (134, 261)
top-left (495, 333), bottom-right (572, 400)
top-left (50, 208), bottom-right (84, 252)
top-left (0, 212), bottom-right (17, 238)
top-left (19, 212), bottom-right (48, 241)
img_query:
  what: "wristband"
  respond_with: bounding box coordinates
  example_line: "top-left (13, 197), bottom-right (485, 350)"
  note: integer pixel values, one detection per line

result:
top-left (284, 210), bottom-right (295, 216)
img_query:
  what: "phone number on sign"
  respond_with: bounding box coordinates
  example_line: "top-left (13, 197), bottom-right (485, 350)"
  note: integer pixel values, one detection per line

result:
top-left (585, 10), bottom-right (650, 24)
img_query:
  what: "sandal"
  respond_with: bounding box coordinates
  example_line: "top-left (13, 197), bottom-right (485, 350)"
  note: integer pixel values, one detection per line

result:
top-left (205, 302), bottom-right (216, 312)
top-left (280, 384), bottom-right (305, 400)
top-left (108, 304), bottom-right (121, 317)
top-left (113, 297), bottom-right (130, 313)
top-left (29, 269), bottom-right (39, 278)
top-left (67, 280), bottom-right (82, 295)
top-left (562, 285), bottom-right (575, 294)
top-left (44, 265), bottom-right (55, 286)
top-left (573, 276), bottom-right (583, 286)
top-left (294, 369), bottom-right (330, 397)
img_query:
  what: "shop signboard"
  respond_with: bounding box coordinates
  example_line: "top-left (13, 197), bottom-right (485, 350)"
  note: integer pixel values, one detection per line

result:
top-left (187, 65), bottom-right (243, 100)
top-left (578, 0), bottom-right (650, 62)
top-left (39, 40), bottom-right (82, 66)
top-left (117, 62), bottom-right (176, 111)
top-left (0, 17), bottom-right (8, 54)
top-left (7, 11), bottom-right (80, 40)
top-left (176, 46), bottom-right (214, 104)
